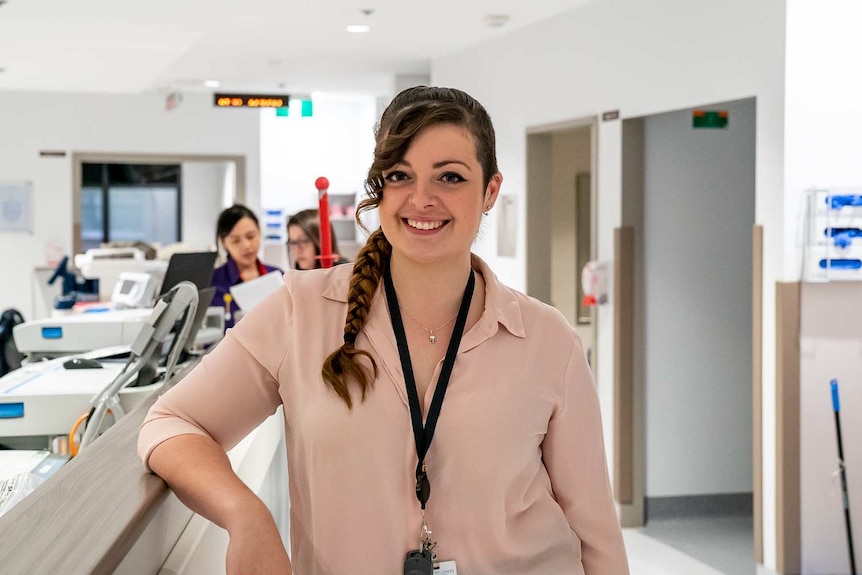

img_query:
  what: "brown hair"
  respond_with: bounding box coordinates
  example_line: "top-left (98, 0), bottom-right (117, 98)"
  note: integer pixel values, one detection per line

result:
top-left (286, 208), bottom-right (342, 269)
top-left (321, 86), bottom-right (499, 408)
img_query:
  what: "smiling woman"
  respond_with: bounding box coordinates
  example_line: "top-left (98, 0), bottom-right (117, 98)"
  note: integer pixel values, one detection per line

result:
top-left (377, 123), bottom-right (498, 270)
top-left (139, 86), bottom-right (629, 575)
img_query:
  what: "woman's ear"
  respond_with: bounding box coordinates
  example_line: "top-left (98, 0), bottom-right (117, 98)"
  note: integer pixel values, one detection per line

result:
top-left (483, 172), bottom-right (503, 212)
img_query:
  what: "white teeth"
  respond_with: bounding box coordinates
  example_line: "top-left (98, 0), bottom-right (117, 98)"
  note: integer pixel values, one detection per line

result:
top-left (406, 219), bottom-right (444, 231)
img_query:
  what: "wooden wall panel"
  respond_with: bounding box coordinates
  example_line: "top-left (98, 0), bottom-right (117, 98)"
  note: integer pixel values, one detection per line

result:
top-left (614, 226), bottom-right (634, 504)
top-left (775, 281), bottom-right (801, 575)
top-left (753, 225), bottom-right (763, 562)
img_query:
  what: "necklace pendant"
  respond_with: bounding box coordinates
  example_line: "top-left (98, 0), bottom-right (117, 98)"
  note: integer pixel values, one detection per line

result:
top-left (429, 334), bottom-right (437, 344)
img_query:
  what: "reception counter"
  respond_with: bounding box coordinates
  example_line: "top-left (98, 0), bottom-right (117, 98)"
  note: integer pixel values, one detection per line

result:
top-left (0, 363), bottom-right (288, 574)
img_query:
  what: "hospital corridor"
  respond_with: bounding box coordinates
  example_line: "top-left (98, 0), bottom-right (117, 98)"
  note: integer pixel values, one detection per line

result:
top-left (1, 1), bottom-right (861, 574)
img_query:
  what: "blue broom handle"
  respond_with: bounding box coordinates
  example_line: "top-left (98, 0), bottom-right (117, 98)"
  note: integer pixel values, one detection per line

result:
top-left (832, 378), bottom-right (841, 413)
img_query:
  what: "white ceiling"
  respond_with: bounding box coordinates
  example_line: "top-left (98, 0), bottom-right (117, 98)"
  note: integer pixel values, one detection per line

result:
top-left (0, 0), bottom-right (594, 97)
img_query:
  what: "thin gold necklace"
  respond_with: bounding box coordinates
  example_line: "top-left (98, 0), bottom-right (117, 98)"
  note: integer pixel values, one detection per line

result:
top-left (399, 307), bottom-right (458, 344)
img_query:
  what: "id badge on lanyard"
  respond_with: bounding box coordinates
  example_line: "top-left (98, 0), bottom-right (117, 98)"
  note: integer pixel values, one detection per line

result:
top-left (384, 267), bottom-right (474, 575)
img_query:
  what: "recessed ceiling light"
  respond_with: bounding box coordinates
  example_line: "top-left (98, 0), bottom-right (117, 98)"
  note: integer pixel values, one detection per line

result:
top-left (347, 24), bottom-right (370, 34)
top-left (204, 80), bottom-right (220, 88)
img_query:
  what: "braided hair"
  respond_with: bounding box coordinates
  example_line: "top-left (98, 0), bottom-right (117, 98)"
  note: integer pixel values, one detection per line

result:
top-left (321, 86), bottom-right (498, 408)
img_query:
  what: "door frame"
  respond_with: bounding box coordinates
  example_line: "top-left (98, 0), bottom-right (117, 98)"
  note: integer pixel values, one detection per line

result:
top-left (525, 117), bottom-right (598, 298)
top-left (617, 101), bottom-right (760, 559)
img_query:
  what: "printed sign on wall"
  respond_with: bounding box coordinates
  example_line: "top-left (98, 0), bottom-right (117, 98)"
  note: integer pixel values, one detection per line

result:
top-left (0, 181), bottom-right (33, 233)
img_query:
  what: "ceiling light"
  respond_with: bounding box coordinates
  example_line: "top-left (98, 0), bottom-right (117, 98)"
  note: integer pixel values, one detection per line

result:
top-left (347, 25), bottom-right (370, 34)
top-left (204, 80), bottom-right (220, 88)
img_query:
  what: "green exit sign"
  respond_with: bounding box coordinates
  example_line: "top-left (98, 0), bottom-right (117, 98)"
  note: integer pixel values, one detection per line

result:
top-left (275, 99), bottom-right (314, 118)
top-left (693, 110), bottom-right (728, 129)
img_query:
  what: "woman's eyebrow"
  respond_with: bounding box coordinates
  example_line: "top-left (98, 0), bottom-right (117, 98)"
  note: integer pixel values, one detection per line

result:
top-left (392, 159), bottom-right (472, 170)
top-left (432, 160), bottom-right (472, 170)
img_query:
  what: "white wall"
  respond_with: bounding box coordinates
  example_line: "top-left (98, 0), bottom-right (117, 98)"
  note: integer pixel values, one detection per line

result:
top-left (785, 0), bottom-right (862, 273)
top-left (433, 0), bottom-right (785, 567)
top-left (182, 160), bottom-right (233, 251)
top-left (786, 1), bottom-right (862, 572)
top-left (0, 91), bottom-right (260, 320)
top-left (643, 99), bottom-right (755, 497)
top-left (259, 94), bottom-right (377, 221)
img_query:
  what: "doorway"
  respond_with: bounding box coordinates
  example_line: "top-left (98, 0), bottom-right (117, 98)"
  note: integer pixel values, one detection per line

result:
top-left (622, 98), bottom-right (757, 575)
top-left (526, 118), bottom-right (597, 360)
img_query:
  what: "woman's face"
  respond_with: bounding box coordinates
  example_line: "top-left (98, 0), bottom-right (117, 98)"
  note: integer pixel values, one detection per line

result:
top-left (378, 123), bottom-right (500, 268)
top-left (288, 224), bottom-right (317, 269)
top-left (222, 216), bottom-right (261, 269)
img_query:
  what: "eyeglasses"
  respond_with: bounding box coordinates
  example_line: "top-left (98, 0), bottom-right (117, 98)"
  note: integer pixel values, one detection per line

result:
top-left (287, 238), bottom-right (313, 249)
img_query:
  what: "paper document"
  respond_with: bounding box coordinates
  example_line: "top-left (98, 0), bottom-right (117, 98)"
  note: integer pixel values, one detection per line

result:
top-left (229, 271), bottom-right (284, 312)
top-left (0, 451), bottom-right (67, 481)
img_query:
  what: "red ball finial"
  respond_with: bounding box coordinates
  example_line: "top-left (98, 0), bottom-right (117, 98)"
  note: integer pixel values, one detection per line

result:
top-left (315, 177), bottom-right (329, 191)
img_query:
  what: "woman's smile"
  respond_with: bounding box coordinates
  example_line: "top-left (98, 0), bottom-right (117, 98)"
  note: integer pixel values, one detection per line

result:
top-left (403, 218), bottom-right (449, 232)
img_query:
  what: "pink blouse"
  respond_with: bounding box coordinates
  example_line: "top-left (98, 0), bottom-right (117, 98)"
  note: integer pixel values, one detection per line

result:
top-left (138, 255), bottom-right (629, 575)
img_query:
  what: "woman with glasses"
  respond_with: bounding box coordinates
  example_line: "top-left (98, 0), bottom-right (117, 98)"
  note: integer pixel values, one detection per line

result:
top-left (286, 208), bottom-right (347, 270)
top-left (211, 204), bottom-right (283, 328)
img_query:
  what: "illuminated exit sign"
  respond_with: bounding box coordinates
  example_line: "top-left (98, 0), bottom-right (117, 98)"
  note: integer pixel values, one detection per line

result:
top-left (692, 109), bottom-right (728, 129)
top-left (214, 93), bottom-right (289, 108)
top-left (275, 99), bottom-right (313, 117)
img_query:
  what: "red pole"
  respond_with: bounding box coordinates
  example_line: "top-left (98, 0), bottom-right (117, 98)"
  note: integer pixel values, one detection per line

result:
top-left (315, 176), bottom-right (333, 268)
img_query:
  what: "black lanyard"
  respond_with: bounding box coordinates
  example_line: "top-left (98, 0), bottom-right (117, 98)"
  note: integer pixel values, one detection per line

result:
top-left (384, 266), bottom-right (475, 510)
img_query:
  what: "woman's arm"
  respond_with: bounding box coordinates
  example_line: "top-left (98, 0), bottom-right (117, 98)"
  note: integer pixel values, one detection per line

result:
top-left (148, 434), bottom-right (291, 574)
top-left (139, 278), bottom-right (296, 573)
top-left (542, 337), bottom-right (630, 574)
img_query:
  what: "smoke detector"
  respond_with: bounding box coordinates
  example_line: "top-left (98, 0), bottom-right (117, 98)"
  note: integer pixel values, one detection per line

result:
top-left (483, 14), bottom-right (510, 28)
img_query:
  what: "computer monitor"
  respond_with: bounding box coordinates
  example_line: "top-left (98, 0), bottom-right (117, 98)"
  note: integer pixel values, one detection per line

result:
top-left (158, 251), bottom-right (217, 296)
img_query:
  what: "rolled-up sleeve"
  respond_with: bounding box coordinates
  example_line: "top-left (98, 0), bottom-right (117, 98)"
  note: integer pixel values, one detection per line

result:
top-left (137, 276), bottom-right (293, 471)
top-left (541, 338), bottom-right (630, 574)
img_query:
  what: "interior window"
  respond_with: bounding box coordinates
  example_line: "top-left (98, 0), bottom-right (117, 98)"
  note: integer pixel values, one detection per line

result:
top-left (79, 163), bottom-right (181, 249)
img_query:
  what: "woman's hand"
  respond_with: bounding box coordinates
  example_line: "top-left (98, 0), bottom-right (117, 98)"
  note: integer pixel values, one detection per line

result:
top-left (226, 502), bottom-right (292, 575)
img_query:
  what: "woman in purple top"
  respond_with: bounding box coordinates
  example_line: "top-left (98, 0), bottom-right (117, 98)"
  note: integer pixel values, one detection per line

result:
top-left (211, 204), bottom-right (282, 329)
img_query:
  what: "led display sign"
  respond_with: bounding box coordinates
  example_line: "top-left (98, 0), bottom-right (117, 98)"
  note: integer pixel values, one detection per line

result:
top-left (214, 93), bottom-right (289, 109)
